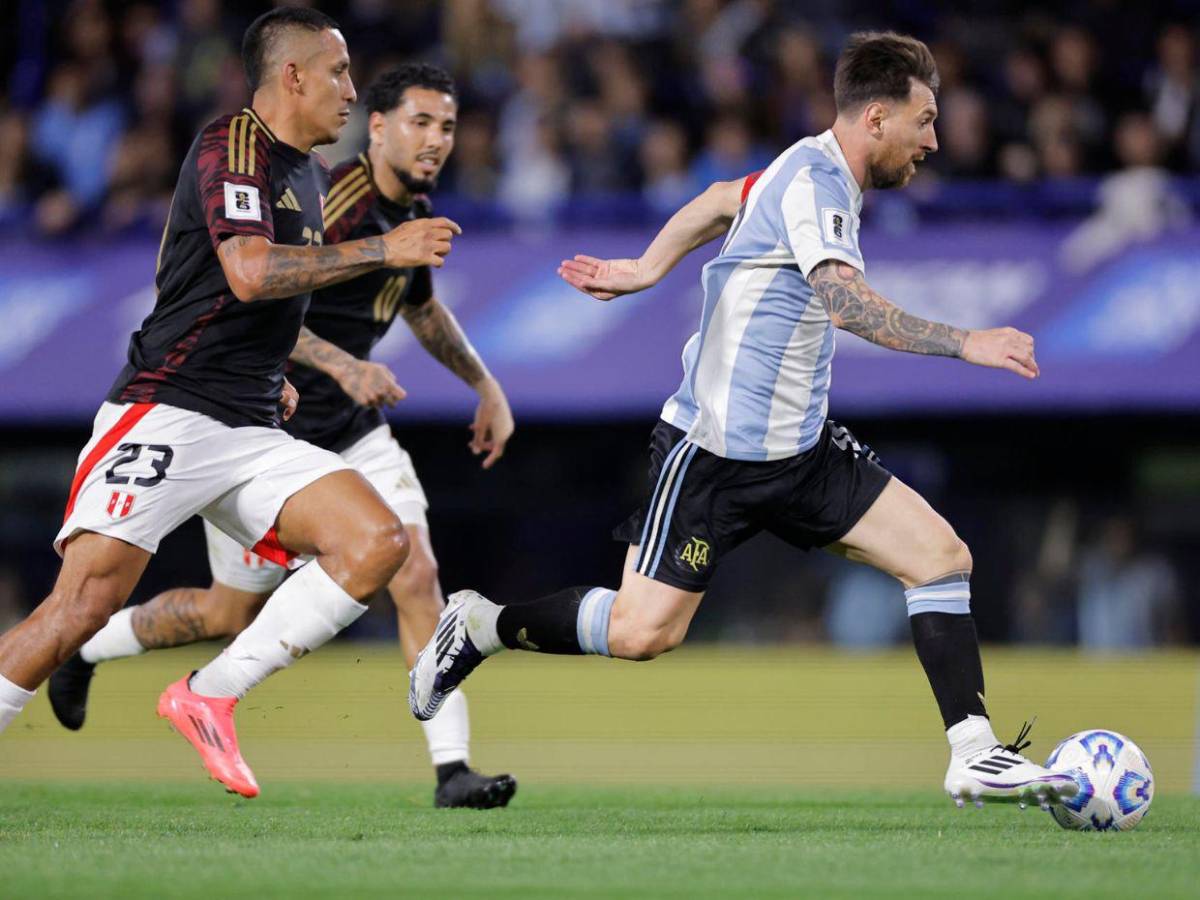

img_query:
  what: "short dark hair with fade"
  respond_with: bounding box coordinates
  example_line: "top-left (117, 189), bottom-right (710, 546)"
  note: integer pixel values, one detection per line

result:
top-left (833, 31), bottom-right (939, 114)
top-left (366, 63), bottom-right (458, 116)
top-left (242, 7), bottom-right (341, 92)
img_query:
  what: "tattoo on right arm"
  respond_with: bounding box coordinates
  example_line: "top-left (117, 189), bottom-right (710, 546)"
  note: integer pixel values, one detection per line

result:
top-left (807, 260), bottom-right (967, 357)
top-left (131, 588), bottom-right (213, 649)
top-left (220, 235), bottom-right (387, 301)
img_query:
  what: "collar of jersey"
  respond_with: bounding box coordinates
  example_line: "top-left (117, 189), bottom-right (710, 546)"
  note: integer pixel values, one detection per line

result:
top-left (814, 129), bottom-right (862, 206)
top-left (242, 107), bottom-right (310, 164)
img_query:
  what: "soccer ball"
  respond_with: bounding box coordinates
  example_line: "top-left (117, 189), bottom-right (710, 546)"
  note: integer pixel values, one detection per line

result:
top-left (1044, 730), bottom-right (1154, 831)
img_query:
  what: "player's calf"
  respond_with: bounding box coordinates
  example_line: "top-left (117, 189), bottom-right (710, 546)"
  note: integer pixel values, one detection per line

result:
top-left (409, 578), bottom-right (702, 720)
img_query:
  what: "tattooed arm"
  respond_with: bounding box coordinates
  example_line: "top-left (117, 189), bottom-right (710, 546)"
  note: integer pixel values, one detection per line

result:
top-left (401, 298), bottom-right (487, 387)
top-left (217, 216), bottom-right (461, 302)
top-left (402, 298), bottom-right (514, 468)
top-left (290, 327), bottom-right (406, 408)
top-left (807, 260), bottom-right (1040, 378)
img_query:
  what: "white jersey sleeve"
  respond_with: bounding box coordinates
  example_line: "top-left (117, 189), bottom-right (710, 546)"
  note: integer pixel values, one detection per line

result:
top-left (781, 162), bottom-right (864, 277)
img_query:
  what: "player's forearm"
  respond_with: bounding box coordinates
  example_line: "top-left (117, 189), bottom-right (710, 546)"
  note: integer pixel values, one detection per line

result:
top-left (638, 180), bottom-right (741, 283)
top-left (808, 260), bottom-right (966, 357)
top-left (402, 299), bottom-right (488, 387)
top-left (290, 326), bottom-right (357, 378)
top-left (219, 235), bottom-right (387, 302)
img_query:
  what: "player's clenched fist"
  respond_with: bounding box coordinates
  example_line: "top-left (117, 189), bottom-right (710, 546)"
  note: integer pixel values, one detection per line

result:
top-left (383, 217), bottom-right (461, 268)
top-left (962, 326), bottom-right (1040, 379)
top-left (335, 359), bottom-right (407, 408)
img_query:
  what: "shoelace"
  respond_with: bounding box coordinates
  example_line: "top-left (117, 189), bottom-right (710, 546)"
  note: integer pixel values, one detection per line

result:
top-left (999, 717), bottom-right (1036, 756)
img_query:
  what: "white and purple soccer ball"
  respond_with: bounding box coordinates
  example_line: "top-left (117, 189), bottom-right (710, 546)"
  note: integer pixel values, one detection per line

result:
top-left (1044, 729), bottom-right (1154, 831)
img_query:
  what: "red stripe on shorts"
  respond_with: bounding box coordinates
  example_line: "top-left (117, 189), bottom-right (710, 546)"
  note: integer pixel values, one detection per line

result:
top-left (62, 403), bottom-right (156, 523)
top-left (251, 526), bottom-right (297, 567)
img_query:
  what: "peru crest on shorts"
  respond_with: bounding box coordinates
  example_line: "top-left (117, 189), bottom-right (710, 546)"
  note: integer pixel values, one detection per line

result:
top-left (106, 490), bottom-right (136, 519)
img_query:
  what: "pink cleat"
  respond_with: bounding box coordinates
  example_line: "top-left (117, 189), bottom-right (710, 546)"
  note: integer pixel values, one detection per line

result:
top-left (156, 675), bottom-right (260, 798)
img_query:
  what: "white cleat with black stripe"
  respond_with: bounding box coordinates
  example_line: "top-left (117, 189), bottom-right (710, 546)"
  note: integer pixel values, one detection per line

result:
top-left (409, 590), bottom-right (493, 722)
top-left (944, 721), bottom-right (1079, 810)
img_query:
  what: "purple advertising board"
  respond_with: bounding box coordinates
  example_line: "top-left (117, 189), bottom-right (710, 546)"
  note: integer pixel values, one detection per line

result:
top-left (1, 223), bottom-right (1197, 422)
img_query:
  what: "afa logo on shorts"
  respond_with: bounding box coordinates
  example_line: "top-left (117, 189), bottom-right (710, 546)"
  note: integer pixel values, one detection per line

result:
top-left (678, 537), bottom-right (711, 572)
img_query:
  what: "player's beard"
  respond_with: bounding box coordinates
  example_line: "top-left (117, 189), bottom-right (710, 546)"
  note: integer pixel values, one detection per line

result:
top-left (394, 164), bottom-right (438, 196)
top-left (868, 158), bottom-right (917, 190)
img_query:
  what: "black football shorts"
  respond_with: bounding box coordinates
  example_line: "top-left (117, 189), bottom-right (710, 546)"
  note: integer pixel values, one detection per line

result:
top-left (613, 418), bottom-right (892, 591)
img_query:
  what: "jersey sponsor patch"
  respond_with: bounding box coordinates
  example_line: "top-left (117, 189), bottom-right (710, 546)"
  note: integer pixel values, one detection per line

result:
top-left (224, 182), bottom-right (262, 221)
top-left (821, 207), bottom-right (854, 247)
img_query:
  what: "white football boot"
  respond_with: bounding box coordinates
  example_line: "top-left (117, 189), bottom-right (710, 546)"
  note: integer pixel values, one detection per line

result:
top-left (409, 590), bottom-right (496, 722)
top-left (945, 721), bottom-right (1080, 810)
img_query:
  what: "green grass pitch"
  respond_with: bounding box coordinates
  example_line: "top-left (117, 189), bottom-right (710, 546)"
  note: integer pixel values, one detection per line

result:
top-left (2, 645), bottom-right (1198, 897)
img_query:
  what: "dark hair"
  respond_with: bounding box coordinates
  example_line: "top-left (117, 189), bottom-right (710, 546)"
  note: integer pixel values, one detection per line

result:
top-left (242, 7), bottom-right (341, 92)
top-left (833, 31), bottom-right (939, 114)
top-left (365, 63), bottom-right (458, 116)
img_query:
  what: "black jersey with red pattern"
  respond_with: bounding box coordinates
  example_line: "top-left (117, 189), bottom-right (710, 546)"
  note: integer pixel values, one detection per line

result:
top-left (283, 152), bottom-right (433, 453)
top-left (107, 107), bottom-right (328, 428)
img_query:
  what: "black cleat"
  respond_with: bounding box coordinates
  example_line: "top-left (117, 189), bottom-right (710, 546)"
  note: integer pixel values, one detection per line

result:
top-left (47, 653), bottom-right (96, 731)
top-left (434, 766), bottom-right (518, 809)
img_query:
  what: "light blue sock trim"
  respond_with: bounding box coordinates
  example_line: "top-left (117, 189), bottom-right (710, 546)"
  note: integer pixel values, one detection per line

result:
top-left (904, 577), bottom-right (971, 617)
top-left (576, 588), bottom-right (617, 656)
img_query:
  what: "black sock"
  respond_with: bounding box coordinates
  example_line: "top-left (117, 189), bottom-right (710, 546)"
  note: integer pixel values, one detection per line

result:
top-left (909, 612), bottom-right (988, 729)
top-left (495, 586), bottom-right (591, 654)
top-left (436, 760), bottom-right (468, 786)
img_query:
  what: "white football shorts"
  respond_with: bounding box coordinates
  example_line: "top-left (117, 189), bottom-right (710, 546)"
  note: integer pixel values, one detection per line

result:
top-left (204, 423), bottom-right (429, 593)
top-left (56, 402), bottom-right (350, 565)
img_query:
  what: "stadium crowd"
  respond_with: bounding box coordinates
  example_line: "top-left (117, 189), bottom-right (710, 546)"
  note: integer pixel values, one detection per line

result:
top-left (1, 0), bottom-right (1198, 235)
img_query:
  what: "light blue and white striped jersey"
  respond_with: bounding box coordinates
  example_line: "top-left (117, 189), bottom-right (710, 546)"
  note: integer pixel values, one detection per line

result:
top-left (660, 130), bottom-right (864, 461)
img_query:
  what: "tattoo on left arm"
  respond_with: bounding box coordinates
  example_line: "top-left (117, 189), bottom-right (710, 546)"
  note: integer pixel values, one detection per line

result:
top-left (807, 260), bottom-right (967, 357)
top-left (290, 326), bottom-right (356, 377)
top-left (401, 299), bottom-right (487, 386)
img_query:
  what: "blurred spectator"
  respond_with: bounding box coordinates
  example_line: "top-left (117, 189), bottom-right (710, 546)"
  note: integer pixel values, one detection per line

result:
top-left (1061, 111), bottom-right (1192, 272)
top-left (444, 110), bottom-right (501, 201)
top-left (690, 113), bottom-right (772, 186)
top-left (640, 119), bottom-right (701, 215)
top-left (766, 26), bottom-right (834, 143)
top-left (497, 116), bottom-right (570, 220)
top-left (175, 0), bottom-right (241, 122)
top-left (30, 63), bottom-right (126, 234)
top-left (1075, 516), bottom-right (1182, 650)
top-left (2, 0), bottom-right (1199, 235)
top-left (934, 87), bottom-right (993, 178)
top-left (1145, 23), bottom-right (1200, 170)
top-left (1011, 499), bottom-right (1079, 645)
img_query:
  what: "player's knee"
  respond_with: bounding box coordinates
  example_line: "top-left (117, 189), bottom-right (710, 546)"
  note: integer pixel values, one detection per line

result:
top-left (913, 533), bottom-right (972, 584)
top-left (942, 535), bottom-right (972, 576)
top-left (351, 517), bottom-right (410, 586)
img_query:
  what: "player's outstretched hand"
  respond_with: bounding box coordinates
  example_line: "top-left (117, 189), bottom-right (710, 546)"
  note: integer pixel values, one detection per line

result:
top-left (384, 217), bottom-right (461, 269)
top-left (962, 327), bottom-right (1040, 379)
top-left (469, 378), bottom-right (514, 470)
top-left (558, 255), bottom-right (651, 301)
top-left (336, 359), bottom-right (407, 408)
top-left (279, 378), bottom-right (299, 421)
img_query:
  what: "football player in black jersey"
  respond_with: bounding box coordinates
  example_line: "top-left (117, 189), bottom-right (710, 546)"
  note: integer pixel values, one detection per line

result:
top-left (49, 65), bottom-right (518, 808)
top-left (0, 9), bottom-right (463, 799)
